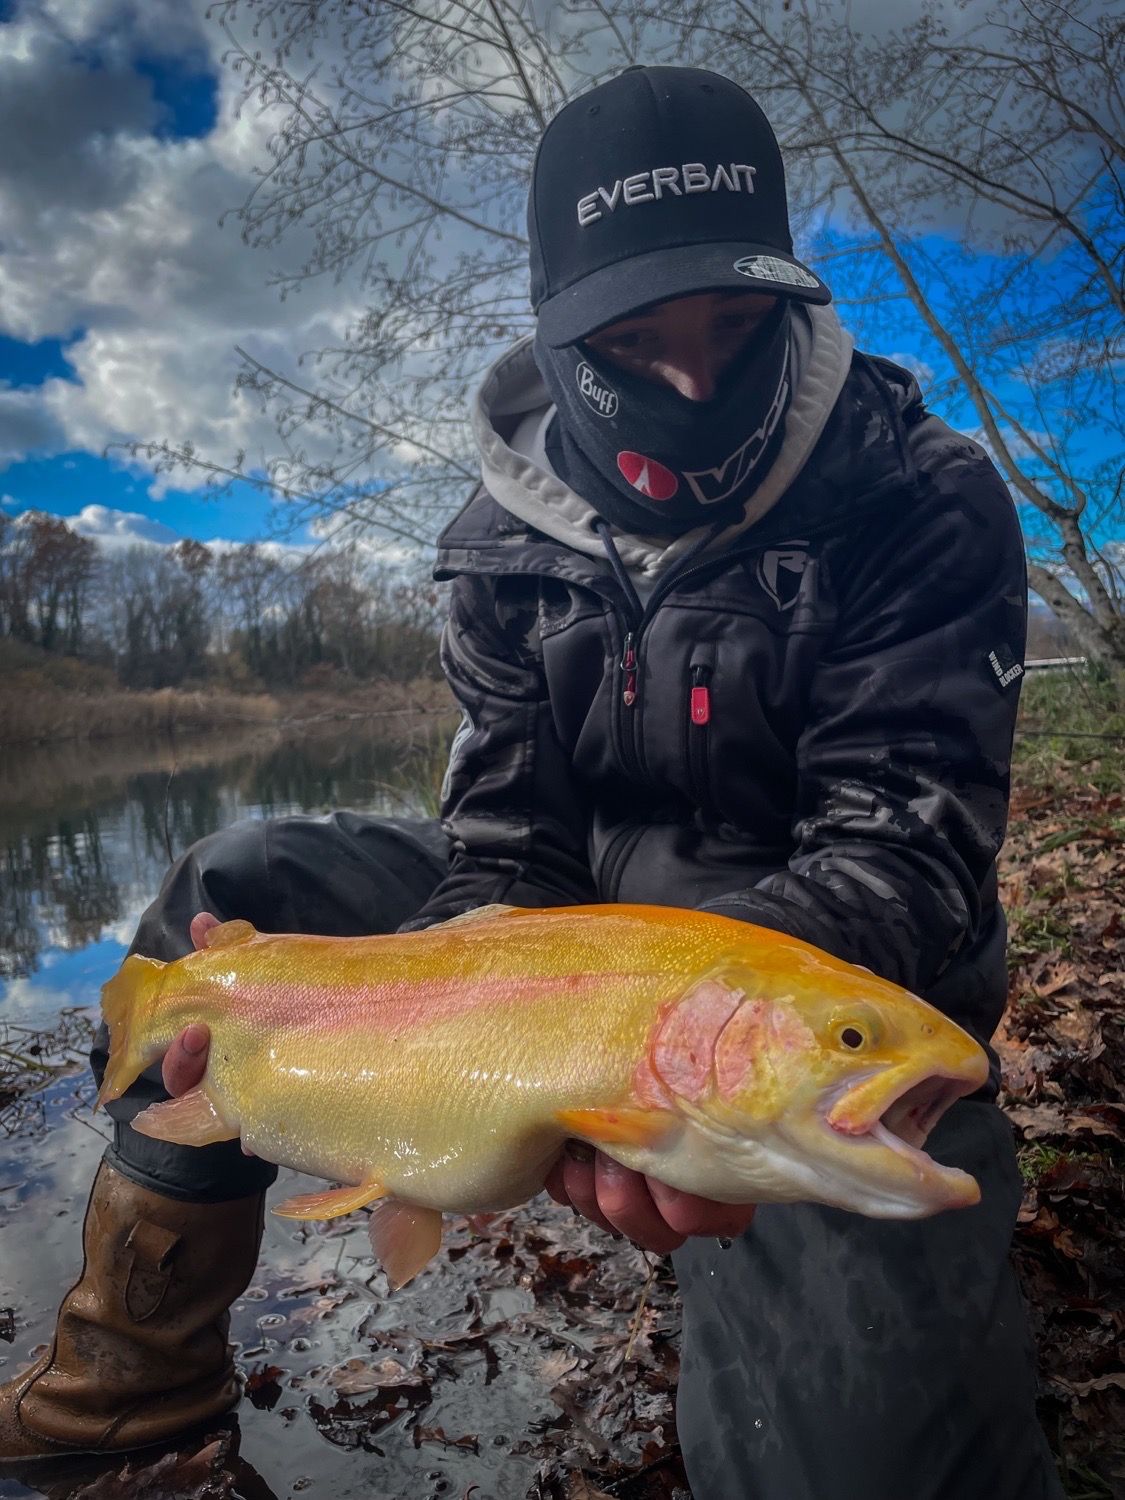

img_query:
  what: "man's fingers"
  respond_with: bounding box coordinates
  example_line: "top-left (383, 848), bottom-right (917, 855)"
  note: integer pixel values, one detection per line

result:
top-left (161, 1023), bottom-right (211, 1097)
top-left (546, 1150), bottom-right (748, 1253)
top-left (594, 1154), bottom-right (686, 1254)
top-left (560, 1153), bottom-right (620, 1239)
top-left (544, 1158), bottom-right (572, 1208)
top-left (646, 1177), bottom-right (756, 1240)
top-left (189, 912), bottom-right (221, 951)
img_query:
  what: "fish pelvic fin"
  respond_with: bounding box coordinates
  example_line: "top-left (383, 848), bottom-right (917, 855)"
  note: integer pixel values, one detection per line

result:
top-left (96, 954), bottom-right (168, 1110)
top-left (131, 1087), bottom-right (239, 1145)
top-left (555, 1105), bottom-right (675, 1148)
top-left (272, 1177), bottom-right (386, 1221)
top-left (367, 1201), bottom-right (444, 1291)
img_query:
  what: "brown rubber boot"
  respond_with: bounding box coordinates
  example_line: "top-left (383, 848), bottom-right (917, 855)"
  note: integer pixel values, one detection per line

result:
top-left (0, 1159), bottom-right (265, 1462)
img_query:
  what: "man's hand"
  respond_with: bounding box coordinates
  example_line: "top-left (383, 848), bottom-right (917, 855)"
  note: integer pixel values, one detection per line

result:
top-left (163, 911), bottom-right (756, 1253)
top-left (160, 911), bottom-right (218, 1096)
top-left (544, 1147), bottom-right (755, 1255)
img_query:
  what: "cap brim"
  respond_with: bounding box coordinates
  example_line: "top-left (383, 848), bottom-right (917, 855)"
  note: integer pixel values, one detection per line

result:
top-left (536, 241), bottom-right (831, 347)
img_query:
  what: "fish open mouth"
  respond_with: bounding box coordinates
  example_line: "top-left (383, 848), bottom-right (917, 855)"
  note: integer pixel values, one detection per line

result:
top-left (818, 1070), bottom-right (981, 1207)
top-left (855, 1075), bottom-right (967, 1162)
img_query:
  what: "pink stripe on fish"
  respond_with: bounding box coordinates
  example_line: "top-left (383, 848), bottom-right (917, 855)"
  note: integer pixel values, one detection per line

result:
top-left (205, 970), bottom-right (635, 1033)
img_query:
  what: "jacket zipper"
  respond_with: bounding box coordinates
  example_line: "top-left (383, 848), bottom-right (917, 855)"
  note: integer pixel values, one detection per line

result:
top-left (615, 619), bottom-right (645, 782)
top-left (621, 630), bottom-right (637, 707)
top-left (687, 644), bottom-right (715, 810)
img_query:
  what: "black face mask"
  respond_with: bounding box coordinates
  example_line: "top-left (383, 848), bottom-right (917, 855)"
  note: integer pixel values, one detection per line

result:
top-left (534, 303), bottom-right (792, 536)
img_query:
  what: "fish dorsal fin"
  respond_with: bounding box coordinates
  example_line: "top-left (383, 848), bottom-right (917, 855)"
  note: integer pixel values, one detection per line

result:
top-left (367, 1201), bottom-right (445, 1290)
top-left (432, 904), bottom-right (518, 929)
top-left (204, 919), bottom-right (258, 950)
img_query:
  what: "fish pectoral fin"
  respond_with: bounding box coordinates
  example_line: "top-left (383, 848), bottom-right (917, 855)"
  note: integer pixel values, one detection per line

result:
top-left (272, 1178), bottom-right (386, 1221)
top-left (367, 1200), bottom-right (444, 1291)
top-left (204, 918), bottom-right (258, 949)
top-left (131, 1088), bottom-right (239, 1146)
top-left (554, 1105), bottom-right (675, 1148)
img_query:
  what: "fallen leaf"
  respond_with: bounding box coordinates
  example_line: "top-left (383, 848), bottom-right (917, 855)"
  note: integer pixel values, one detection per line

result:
top-left (1034, 962), bottom-right (1078, 997)
top-left (327, 1357), bottom-right (426, 1396)
top-left (539, 1350), bottom-right (581, 1385)
top-left (411, 1423), bottom-right (480, 1454)
top-left (69, 1439), bottom-right (230, 1498)
top-left (244, 1362), bottom-right (285, 1411)
top-left (563, 1473), bottom-right (616, 1500)
top-left (1051, 1372), bottom-right (1125, 1397)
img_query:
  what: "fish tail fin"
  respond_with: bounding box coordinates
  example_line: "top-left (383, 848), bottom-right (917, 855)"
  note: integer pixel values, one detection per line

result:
top-left (96, 954), bottom-right (167, 1110)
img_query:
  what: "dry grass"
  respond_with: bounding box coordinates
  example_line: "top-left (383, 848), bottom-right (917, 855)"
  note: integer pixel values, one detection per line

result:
top-left (0, 681), bottom-right (280, 746)
top-left (0, 640), bottom-right (456, 749)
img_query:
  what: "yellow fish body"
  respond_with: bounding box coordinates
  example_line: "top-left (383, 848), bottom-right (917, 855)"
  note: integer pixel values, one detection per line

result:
top-left (98, 903), bottom-right (989, 1287)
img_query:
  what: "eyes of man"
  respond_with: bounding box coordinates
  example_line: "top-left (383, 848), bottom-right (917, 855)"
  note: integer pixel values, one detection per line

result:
top-left (585, 299), bottom-right (774, 363)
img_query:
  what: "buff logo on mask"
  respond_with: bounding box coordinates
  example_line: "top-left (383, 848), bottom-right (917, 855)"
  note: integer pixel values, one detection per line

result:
top-left (576, 362), bottom-right (619, 417)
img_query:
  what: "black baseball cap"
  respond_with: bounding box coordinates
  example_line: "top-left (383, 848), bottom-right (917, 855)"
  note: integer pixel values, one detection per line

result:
top-left (529, 66), bottom-right (831, 348)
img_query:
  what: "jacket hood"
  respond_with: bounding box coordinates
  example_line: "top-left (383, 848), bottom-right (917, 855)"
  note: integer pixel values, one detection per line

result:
top-left (439, 321), bottom-right (927, 593)
top-left (468, 303), bottom-right (855, 581)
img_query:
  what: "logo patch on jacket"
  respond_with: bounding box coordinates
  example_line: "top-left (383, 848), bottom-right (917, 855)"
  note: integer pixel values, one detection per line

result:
top-left (757, 542), bottom-right (810, 610)
top-left (988, 646), bottom-right (1024, 690)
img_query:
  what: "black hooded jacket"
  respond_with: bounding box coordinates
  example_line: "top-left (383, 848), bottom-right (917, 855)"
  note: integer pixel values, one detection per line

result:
top-left (404, 348), bottom-right (1027, 1088)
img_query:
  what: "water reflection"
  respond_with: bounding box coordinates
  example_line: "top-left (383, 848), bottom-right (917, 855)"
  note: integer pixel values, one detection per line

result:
top-left (0, 724), bottom-right (445, 993)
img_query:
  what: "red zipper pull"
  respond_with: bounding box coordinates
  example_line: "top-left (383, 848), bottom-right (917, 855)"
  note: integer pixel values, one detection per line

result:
top-left (621, 632), bottom-right (637, 707)
top-left (690, 662), bottom-right (711, 725)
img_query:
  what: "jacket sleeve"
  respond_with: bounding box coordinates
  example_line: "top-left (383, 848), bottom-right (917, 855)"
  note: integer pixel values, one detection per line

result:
top-left (699, 429), bottom-right (1027, 997)
top-left (399, 572), bottom-right (597, 930)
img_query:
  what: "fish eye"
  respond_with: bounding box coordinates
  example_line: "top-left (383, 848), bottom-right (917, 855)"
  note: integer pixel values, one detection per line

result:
top-left (838, 1026), bottom-right (866, 1051)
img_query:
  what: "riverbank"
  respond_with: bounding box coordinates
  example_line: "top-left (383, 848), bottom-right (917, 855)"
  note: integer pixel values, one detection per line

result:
top-left (998, 670), bottom-right (1124, 1494)
top-left (0, 640), bottom-right (456, 748)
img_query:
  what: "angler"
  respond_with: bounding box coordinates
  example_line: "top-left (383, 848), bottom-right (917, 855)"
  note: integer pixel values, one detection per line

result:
top-left (0, 64), bottom-right (1060, 1500)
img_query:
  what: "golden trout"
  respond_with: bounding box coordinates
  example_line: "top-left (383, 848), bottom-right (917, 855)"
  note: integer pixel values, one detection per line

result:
top-left (98, 903), bottom-right (989, 1288)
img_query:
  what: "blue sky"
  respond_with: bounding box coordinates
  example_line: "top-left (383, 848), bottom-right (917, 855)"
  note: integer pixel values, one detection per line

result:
top-left (0, 0), bottom-right (1119, 563)
top-left (1, 328), bottom-right (281, 545)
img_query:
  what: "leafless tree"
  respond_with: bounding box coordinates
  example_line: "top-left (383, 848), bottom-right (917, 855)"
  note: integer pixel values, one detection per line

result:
top-left (151, 0), bottom-right (1120, 666)
top-left (663, 0), bottom-right (1123, 667)
top-left (0, 513), bottom-right (97, 654)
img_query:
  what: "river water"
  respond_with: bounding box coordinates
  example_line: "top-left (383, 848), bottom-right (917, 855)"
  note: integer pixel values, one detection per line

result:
top-left (0, 727), bottom-right (682, 1500)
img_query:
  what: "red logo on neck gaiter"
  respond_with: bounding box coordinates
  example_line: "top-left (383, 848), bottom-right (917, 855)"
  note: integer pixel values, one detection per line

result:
top-left (617, 451), bottom-right (679, 501)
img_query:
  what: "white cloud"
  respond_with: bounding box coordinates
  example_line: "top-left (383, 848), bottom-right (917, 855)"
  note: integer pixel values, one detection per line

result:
top-left (67, 503), bottom-right (182, 549)
top-left (0, 0), bottom-right (368, 492)
top-left (887, 353), bottom-right (935, 387)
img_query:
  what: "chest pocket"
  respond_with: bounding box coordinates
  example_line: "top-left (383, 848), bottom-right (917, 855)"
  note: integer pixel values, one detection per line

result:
top-left (633, 549), bottom-right (831, 820)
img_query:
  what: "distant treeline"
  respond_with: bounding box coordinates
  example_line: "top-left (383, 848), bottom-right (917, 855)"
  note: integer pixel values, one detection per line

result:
top-left (0, 511), bottom-right (444, 689)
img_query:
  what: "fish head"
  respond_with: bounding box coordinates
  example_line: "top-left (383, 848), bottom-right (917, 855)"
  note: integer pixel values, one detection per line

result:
top-left (655, 950), bottom-right (990, 1219)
